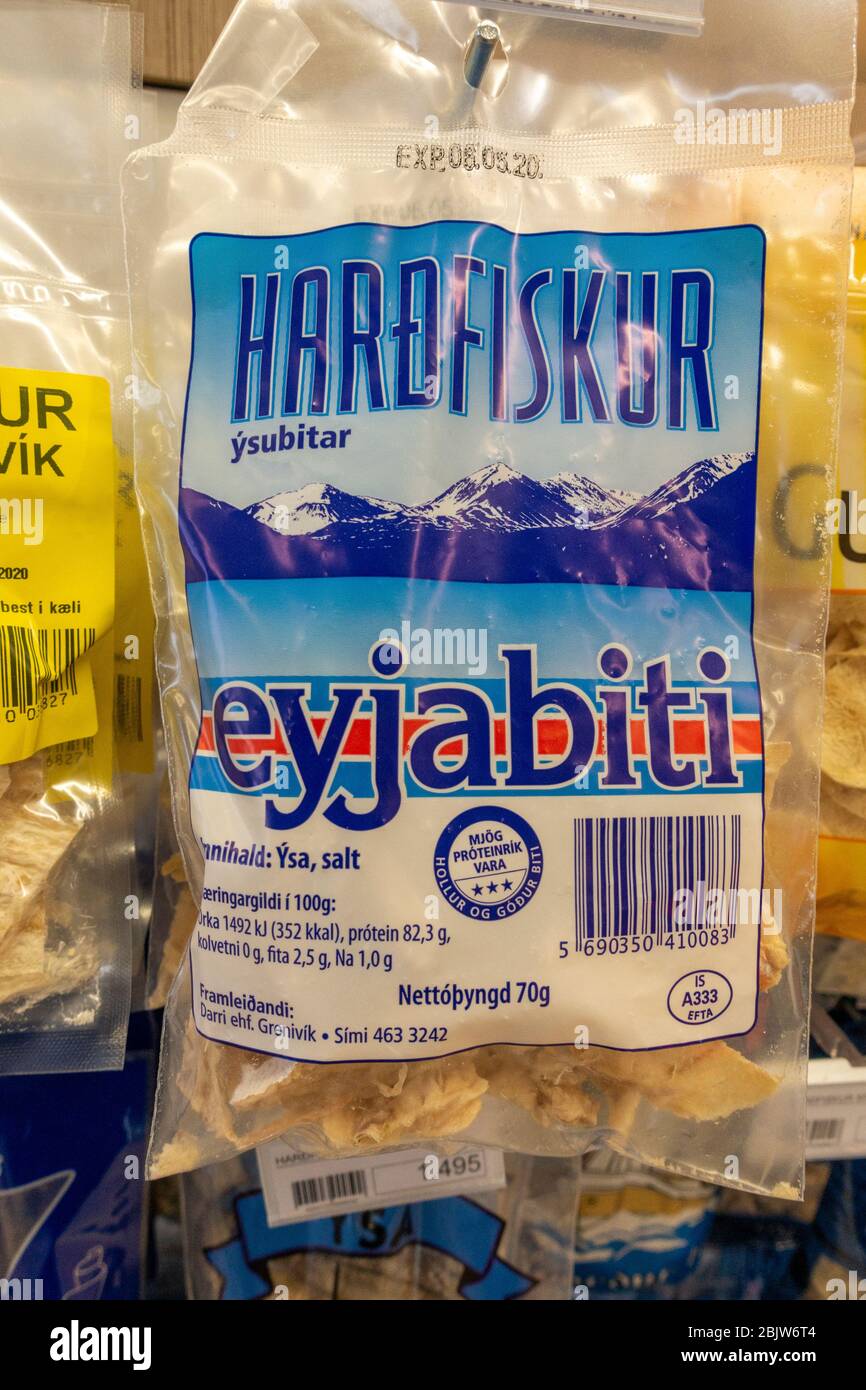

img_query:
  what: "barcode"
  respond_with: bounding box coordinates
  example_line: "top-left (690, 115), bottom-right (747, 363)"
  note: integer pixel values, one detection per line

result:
top-left (290, 1168), bottom-right (368, 1209)
top-left (45, 736), bottom-right (95, 765)
top-left (0, 625), bottom-right (95, 712)
top-left (807, 1118), bottom-right (844, 1142)
top-left (574, 812), bottom-right (741, 948)
top-left (115, 672), bottom-right (143, 743)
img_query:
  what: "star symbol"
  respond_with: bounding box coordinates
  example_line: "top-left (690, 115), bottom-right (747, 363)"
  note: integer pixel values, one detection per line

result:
top-left (487, 881), bottom-right (498, 894)
top-left (472, 884), bottom-right (484, 896)
top-left (501, 879), bottom-right (513, 892)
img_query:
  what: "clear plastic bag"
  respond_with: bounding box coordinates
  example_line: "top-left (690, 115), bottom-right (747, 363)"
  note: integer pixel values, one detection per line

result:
top-left (0, 1), bottom-right (145, 1071)
top-left (124, 0), bottom-right (855, 1194)
top-left (146, 769), bottom-right (197, 1011)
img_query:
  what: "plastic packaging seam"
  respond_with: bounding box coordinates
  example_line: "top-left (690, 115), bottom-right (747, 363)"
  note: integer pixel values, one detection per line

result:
top-left (0, 273), bottom-right (127, 305)
top-left (133, 101), bottom-right (854, 178)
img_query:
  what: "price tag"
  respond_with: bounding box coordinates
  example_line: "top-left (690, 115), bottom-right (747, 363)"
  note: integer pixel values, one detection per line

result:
top-left (257, 1141), bottom-right (506, 1227)
top-left (437, 0), bottom-right (703, 37)
top-left (806, 1057), bottom-right (866, 1160)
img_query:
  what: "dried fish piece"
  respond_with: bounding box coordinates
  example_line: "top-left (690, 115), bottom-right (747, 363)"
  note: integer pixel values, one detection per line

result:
top-left (151, 1022), bottom-right (776, 1180)
top-left (477, 1046), bottom-right (597, 1129)
top-left (148, 883), bottom-right (196, 1009)
top-left (319, 1055), bottom-right (488, 1150)
top-left (0, 759), bottom-right (83, 1012)
top-left (0, 907), bottom-right (97, 1009)
top-left (759, 930), bottom-right (789, 991)
top-left (161, 852), bottom-right (187, 884)
top-left (585, 1041), bottom-right (778, 1122)
top-left (0, 759), bottom-right (79, 948)
top-left (822, 658), bottom-right (866, 788)
top-left (0, 900), bottom-right (47, 990)
top-left (266, 1255), bottom-right (334, 1301)
top-left (152, 1021), bottom-right (489, 1176)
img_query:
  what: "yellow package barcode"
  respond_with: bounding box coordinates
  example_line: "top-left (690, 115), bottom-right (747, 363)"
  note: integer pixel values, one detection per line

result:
top-left (114, 459), bottom-right (155, 774)
top-left (115, 671), bottom-right (143, 744)
top-left (0, 624), bottom-right (95, 711)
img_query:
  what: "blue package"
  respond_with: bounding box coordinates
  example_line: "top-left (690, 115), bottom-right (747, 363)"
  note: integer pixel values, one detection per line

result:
top-left (573, 1150), bottom-right (716, 1300)
top-left (182, 1150), bottom-right (576, 1301)
top-left (0, 1019), bottom-right (153, 1301)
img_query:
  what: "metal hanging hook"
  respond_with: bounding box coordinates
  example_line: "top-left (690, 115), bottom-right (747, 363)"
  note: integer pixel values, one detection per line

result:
top-left (463, 20), bottom-right (502, 91)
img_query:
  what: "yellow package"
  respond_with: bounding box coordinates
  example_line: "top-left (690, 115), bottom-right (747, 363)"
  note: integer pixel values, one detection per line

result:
top-left (0, 366), bottom-right (115, 763)
top-left (818, 167), bottom-right (866, 943)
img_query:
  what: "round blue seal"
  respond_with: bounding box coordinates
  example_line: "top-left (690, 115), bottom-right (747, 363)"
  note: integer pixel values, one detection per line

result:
top-left (434, 806), bottom-right (543, 920)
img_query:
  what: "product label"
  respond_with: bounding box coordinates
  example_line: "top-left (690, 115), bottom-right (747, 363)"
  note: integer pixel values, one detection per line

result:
top-left (0, 365), bottom-right (115, 762)
top-left (180, 221), bottom-right (766, 1063)
top-left (573, 1149), bottom-right (713, 1298)
top-left (208, 1175), bottom-right (530, 1301)
top-left (806, 1058), bottom-right (866, 1161)
top-left (438, 0), bottom-right (704, 38)
top-left (257, 1141), bottom-right (506, 1226)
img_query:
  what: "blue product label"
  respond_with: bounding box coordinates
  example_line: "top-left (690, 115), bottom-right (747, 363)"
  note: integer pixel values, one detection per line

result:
top-left (573, 1152), bottom-right (715, 1300)
top-left (180, 219), bottom-right (766, 1061)
top-left (207, 1192), bottom-right (533, 1301)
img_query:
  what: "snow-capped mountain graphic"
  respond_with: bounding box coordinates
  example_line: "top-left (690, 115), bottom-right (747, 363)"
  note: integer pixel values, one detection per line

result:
top-left (416, 460), bottom-right (634, 531)
top-left (547, 472), bottom-right (639, 522)
top-left (598, 452), bottom-right (752, 526)
top-left (180, 451), bottom-right (757, 591)
top-left (245, 460), bottom-right (646, 539)
top-left (248, 482), bottom-right (404, 535)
